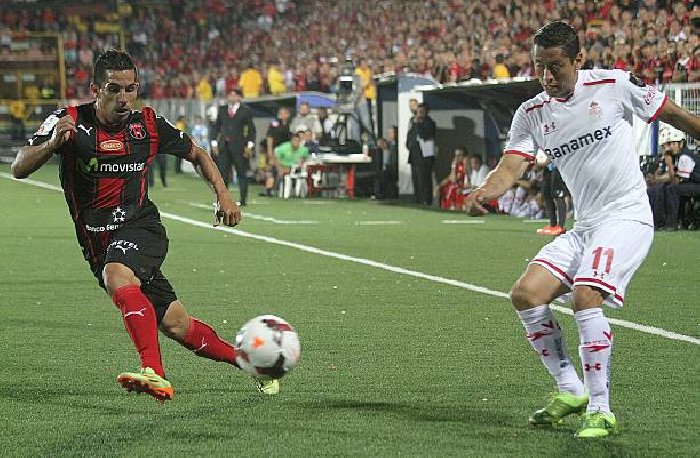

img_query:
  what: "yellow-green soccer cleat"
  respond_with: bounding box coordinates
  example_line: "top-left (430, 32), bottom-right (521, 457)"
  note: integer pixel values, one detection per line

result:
top-left (575, 411), bottom-right (619, 438)
top-left (253, 377), bottom-right (280, 395)
top-left (117, 367), bottom-right (174, 402)
top-left (529, 391), bottom-right (589, 427)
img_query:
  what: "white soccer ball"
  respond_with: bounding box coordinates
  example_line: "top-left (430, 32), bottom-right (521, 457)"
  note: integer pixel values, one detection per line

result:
top-left (234, 315), bottom-right (301, 380)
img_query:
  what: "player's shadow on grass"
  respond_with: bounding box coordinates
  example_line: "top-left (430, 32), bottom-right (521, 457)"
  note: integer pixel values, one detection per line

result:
top-left (0, 382), bottom-right (127, 415)
top-left (297, 398), bottom-right (519, 426)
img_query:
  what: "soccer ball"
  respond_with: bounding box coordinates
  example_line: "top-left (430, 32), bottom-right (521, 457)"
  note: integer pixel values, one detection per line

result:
top-left (234, 315), bottom-right (301, 380)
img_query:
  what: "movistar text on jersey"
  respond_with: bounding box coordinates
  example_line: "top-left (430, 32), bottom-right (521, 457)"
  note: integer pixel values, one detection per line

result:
top-left (77, 157), bottom-right (146, 173)
top-left (544, 126), bottom-right (612, 160)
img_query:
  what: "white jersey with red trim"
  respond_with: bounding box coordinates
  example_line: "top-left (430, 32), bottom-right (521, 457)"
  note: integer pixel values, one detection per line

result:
top-left (505, 69), bottom-right (667, 230)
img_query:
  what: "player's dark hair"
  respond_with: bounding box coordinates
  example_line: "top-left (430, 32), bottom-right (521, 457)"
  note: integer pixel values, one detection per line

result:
top-left (93, 49), bottom-right (138, 86)
top-left (534, 21), bottom-right (580, 61)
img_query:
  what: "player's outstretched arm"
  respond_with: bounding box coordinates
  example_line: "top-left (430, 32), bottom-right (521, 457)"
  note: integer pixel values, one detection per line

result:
top-left (657, 98), bottom-right (700, 140)
top-left (185, 143), bottom-right (241, 227)
top-left (464, 153), bottom-right (526, 214)
top-left (11, 114), bottom-right (75, 179)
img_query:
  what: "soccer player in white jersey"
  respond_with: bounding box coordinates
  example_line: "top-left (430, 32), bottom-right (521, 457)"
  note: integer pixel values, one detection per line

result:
top-left (465, 21), bottom-right (700, 438)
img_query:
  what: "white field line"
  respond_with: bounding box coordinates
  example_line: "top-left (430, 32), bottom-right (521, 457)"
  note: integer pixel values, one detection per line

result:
top-left (523, 219), bottom-right (550, 223)
top-left (186, 202), bottom-right (319, 224)
top-left (441, 219), bottom-right (485, 224)
top-left (3, 172), bottom-right (698, 346)
top-left (354, 221), bottom-right (402, 226)
top-left (0, 173), bottom-right (63, 192)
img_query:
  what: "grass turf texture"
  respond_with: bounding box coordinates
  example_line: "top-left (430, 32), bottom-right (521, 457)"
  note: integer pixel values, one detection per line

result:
top-left (1, 164), bottom-right (698, 456)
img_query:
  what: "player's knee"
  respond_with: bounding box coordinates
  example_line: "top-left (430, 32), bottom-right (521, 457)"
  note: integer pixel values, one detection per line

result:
top-left (102, 262), bottom-right (140, 295)
top-left (572, 285), bottom-right (605, 311)
top-left (510, 278), bottom-right (547, 309)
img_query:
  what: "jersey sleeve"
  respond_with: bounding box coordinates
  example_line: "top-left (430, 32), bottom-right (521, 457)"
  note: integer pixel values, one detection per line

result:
top-left (616, 69), bottom-right (667, 124)
top-left (156, 114), bottom-right (193, 158)
top-left (504, 105), bottom-right (536, 159)
top-left (29, 108), bottom-right (67, 149)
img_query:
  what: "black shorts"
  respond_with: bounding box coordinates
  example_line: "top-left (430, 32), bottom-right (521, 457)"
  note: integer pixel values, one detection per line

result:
top-left (91, 220), bottom-right (177, 323)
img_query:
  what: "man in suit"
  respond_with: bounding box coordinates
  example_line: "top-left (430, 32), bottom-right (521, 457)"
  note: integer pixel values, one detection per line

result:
top-left (406, 103), bottom-right (436, 205)
top-left (211, 88), bottom-right (256, 205)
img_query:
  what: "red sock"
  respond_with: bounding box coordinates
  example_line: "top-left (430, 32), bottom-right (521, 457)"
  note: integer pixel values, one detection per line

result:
top-left (181, 318), bottom-right (237, 366)
top-left (112, 285), bottom-right (165, 377)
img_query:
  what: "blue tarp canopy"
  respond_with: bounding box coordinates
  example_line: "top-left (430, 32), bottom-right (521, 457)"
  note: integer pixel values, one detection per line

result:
top-left (296, 91), bottom-right (337, 109)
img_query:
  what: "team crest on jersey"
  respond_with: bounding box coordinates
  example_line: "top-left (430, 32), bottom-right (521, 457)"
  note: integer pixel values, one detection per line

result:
top-left (129, 123), bottom-right (146, 139)
top-left (589, 101), bottom-right (602, 119)
top-left (542, 121), bottom-right (557, 135)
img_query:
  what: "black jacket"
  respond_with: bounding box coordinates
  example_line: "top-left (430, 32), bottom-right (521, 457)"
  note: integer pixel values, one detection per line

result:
top-left (212, 103), bottom-right (256, 154)
top-left (406, 115), bottom-right (436, 164)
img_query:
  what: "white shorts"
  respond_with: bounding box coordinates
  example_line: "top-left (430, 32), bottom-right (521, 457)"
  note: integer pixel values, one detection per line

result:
top-left (530, 220), bottom-right (654, 308)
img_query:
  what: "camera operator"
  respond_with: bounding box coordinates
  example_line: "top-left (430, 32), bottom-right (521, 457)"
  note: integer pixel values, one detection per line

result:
top-left (646, 127), bottom-right (678, 228)
top-left (660, 127), bottom-right (700, 230)
top-left (337, 57), bottom-right (376, 147)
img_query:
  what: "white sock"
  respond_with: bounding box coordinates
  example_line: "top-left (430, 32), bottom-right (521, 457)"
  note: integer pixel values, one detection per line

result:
top-left (575, 308), bottom-right (613, 414)
top-left (517, 305), bottom-right (584, 396)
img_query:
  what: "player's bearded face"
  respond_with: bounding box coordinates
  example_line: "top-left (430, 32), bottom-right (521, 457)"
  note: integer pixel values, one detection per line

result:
top-left (534, 46), bottom-right (579, 98)
top-left (93, 69), bottom-right (139, 127)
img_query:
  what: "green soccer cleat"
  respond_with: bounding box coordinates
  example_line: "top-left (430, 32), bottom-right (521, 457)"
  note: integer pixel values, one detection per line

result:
top-left (575, 411), bottom-right (619, 438)
top-left (253, 377), bottom-right (280, 395)
top-left (117, 367), bottom-right (174, 402)
top-left (529, 391), bottom-right (589, 427)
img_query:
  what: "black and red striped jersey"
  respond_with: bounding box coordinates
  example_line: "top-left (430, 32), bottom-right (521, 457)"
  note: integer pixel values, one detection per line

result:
top-left (30, 102), bottom-right (192, 265)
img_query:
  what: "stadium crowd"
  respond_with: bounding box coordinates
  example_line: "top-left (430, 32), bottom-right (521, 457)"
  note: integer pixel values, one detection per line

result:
top-left (2, 0), bottom-right (700, 102)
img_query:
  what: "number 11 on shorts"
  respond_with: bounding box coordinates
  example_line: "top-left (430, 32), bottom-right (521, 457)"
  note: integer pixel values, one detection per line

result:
top-left (591, 247), bottom-right (614, 274)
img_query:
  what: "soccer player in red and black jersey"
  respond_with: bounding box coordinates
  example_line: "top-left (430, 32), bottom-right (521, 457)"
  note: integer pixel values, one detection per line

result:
top-left (11, 50), bottom-right (279, 401)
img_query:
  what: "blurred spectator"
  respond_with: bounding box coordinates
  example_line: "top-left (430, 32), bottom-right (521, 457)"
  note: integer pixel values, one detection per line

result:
top-left (406, 102), bottom-right (436, 206)
top-left (290, 101), bottom-right (322, 139)
top-left (436, 146), bottom-right (469, 211)
top-left (196, 74), bottom-right (214, 102)
top-left (499, 160), bottom-right (538, 216)
top-left (493, 53), bottom-right (510, 80)
top-left (261, 107), bottom-right (292, 195)
top-left (239, 62), bottom-right (263, 98)
top-left (658, 127), bottom-right (700, 230)
top-left (467, 153), bottom-right (489, 188)
top-left (462, 152), bottom-right (491, 214)
top-left (9, 99), bottom-right (26, 141)
top-left (537, 160), bottom-right (569, 236)
top-left (375, 126), bottom-right (399, 200)
top-left (274, 131), bottom-right (309, 197)
top-left (267, 63), bottom-right (286, 95)
top-left (2, 0), bottom-right (699, 99)
top-left (317, 106), bottom-right (335, 145)
top-left (300, 127), bottom-right (321, 156)
top-left (647, 127), bottom-right (678, 228)
top-left (174, 115), bottom-right (187, 174)
top-left (191, 114), bottom-right (209, 152)
top-left (211, 89), bottom-right (256, 205)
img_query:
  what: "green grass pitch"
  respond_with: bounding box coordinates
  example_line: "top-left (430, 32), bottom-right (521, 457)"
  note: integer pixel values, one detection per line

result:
top-left (0, 164), bottom-right (698, 456)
